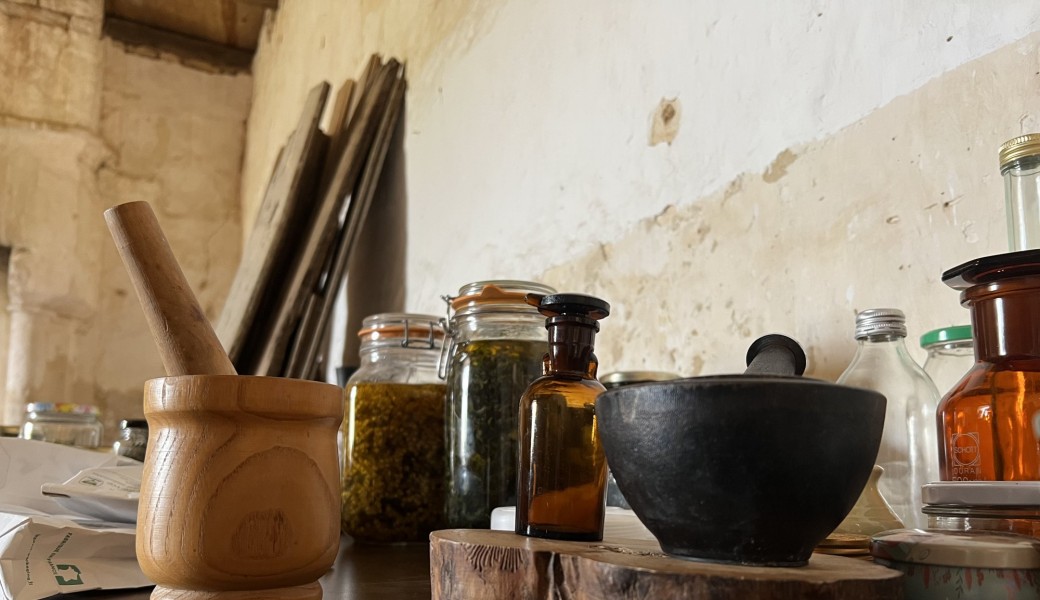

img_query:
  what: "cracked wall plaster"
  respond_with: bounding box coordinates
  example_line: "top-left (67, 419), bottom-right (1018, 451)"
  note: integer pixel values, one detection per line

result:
top-left (541, 33), bottom-right (1039, 385)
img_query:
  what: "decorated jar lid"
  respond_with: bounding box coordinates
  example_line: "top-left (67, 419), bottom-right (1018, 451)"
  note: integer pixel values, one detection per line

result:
top-left (871, 529), bottom-right (1040, 569)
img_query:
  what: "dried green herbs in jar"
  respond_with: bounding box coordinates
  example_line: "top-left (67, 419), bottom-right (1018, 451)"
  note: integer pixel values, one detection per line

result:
top-left (341, 313), bottom-right (446, 543)
top-left (442, 281), bottom-right (555, 528)
top-left (341, 382), bottom-right (446, 543)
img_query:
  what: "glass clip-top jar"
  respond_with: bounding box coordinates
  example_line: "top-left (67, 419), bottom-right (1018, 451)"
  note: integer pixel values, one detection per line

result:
top-left (20, 402), bottom-right (103, 449)
top-left (439, 280), bottom-right (556, 528)
top-left (341, 313), bottom-right (447, 543)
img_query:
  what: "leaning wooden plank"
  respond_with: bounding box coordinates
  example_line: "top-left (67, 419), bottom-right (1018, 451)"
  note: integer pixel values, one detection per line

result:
top-left (288, 64), bottom-right (406, 379)
top-left (323, 55), bottom-right (380, 185)
top-left (352, 54), bottom-right (383, 121)
top-left (321, 79), bottom-right (356, 184)
top-left (254, 59), bottom-right (399, 376)
top-left (214, 82), bottom-right (330, 368)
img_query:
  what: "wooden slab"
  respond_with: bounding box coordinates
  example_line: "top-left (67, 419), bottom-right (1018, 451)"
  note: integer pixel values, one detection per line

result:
top-left (215, 82), bottom-right (330, 369)
top-left (430, 529), bottom-right (904, 600)
top-left (253, 59), bottom-right (399, 376)
top-left (285, 64), bottom-right (407, 379)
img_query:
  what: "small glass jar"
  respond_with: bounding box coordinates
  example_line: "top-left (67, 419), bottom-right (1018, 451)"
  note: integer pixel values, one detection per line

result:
top-left (599, 371), bottom-right (680, 509)
top-left (920, 325), bottom-right (974, 400)
top-left (20, 403), bottom-right (103, 449)
top-left (441, 280), bottom-right (555, 528)
top-left (112, 419), bottom-right (148, 461)
top-left (922, 481), bottom-right (1040, 539)
top-left (926, 506), bottom-right (1040, 539)
top-left (341, 313), bottom-right (447, 543)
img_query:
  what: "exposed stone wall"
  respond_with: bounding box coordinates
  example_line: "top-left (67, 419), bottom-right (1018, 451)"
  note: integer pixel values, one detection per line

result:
top-left (95, 39), bottom-right (250, 433)
top-left (0, 0), bottom-right (250, 439)
top-left (0, 0), bottom-right (108, 425)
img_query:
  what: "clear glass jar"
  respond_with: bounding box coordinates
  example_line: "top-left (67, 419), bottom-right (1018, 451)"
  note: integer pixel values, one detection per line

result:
top-left (441, 280), bottom-right (555, 528)
top-left (112, 419), bottom-right (148, 461)
top-left (20, 403), bottom-right (103, 449)
top-left (341, 313), bottom-right (447, 543)
top-left (837, 309), bottom-right (941, 529)
top-left (920, 325), bottom-right (974, 400)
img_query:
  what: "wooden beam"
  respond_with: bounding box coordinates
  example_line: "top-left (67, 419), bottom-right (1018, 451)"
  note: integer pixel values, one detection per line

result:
top-left (103, 17), bottom-right (253, 74)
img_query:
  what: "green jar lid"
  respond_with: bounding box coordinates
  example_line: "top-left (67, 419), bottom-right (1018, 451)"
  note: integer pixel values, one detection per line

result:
top-left (920, 325), bottom-right (973, 348)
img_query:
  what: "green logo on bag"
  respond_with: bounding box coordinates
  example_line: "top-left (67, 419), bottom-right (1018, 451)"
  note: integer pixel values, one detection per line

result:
top-left (54, 564), bottom-right (82, 586)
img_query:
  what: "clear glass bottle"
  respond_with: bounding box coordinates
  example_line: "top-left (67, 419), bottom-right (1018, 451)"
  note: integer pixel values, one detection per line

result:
top-left (921, 326), bottom-right (975, 400)
top-left (1001, 133), bottom-right (1040, 252)
top-left (341, 313), bottom-right (447, 543)
top-left (20, 403), bottom-right (103, 449)
top-left (517, 293), bottom-right (609, 541)
top-left (441, 280), bottom-right (555, 528)
top-left (937, 251), bottom-right (1040, 482)
top-left (837, 308), bottom-right (941, 529)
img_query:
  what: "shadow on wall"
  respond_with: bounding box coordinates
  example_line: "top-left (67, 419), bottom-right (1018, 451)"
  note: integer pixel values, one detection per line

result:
top-left (342, 98), bottom-right (408, 366)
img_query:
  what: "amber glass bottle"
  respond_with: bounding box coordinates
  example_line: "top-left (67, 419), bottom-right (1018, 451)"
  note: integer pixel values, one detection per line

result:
top-left (516, 293), bottom-right (609, 541)
top-left (937, 250), bottom-right (1040, 481)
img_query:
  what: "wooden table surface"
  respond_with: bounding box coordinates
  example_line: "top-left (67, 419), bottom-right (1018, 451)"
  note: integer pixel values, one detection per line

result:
top-left (79, 536), bottom-right (432, 599)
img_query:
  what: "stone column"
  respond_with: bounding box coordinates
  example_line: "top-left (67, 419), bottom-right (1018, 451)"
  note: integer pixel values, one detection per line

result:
top-left (0, 0), bottom-right (106, 423)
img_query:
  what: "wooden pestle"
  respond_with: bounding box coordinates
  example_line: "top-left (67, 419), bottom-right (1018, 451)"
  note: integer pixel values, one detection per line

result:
top-left (104, 201), bottom-right (236, 376)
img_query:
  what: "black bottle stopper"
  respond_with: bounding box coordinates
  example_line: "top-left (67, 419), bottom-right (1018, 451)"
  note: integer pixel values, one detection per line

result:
top-left (525, 293), bottom-right (610, 326)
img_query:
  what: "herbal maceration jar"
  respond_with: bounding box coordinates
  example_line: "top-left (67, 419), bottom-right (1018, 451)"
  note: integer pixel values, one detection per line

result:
top-left (440, 280), bottom-right (555, 528)
top-left (341, 313), bottom-right (447, 543)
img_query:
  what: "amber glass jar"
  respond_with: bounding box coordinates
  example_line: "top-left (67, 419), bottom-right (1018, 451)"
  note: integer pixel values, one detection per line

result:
top-left (441, 280), bottom-right (554, 528)
top-left (937, 251), bottom-right (1040, 481)
top-left (341, 313), bottom-right (447, 542)
top-left (516, 293), bottom-right (610, 541)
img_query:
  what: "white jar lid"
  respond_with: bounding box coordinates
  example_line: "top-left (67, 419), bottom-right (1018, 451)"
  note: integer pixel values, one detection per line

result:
top-left (922, 482), bottom-right (1040, 506)
top-left (871, 529), bottom-right (1040, 569)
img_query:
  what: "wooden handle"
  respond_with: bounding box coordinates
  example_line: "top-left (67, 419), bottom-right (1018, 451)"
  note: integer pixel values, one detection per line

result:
top-left (105, 201), bottom-right (236, 376)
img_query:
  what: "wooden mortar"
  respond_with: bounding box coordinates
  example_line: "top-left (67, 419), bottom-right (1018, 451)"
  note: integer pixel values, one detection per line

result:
top-left (105, 202), bottom-right (343, 599)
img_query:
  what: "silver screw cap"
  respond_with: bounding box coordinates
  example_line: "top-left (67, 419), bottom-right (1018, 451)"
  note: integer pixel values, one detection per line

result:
top-left (854, 308), bottom-right (907, 339)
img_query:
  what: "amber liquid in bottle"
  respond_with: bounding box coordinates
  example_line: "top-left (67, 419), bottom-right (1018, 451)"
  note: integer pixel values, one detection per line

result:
top-left (516, 311), bottom-right (607, 541)
top-left (938, 275), bottom-right (1040, 481)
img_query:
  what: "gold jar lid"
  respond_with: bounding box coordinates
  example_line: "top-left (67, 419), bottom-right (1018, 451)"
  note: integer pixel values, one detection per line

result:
top-left (999, 133), bottom-right (1040, 170)
top-left (600, 371), bottom-right (681, 387)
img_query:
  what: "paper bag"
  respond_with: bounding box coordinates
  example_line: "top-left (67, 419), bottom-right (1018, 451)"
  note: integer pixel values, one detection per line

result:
top-left (0, 512), bottom-right (148, 600)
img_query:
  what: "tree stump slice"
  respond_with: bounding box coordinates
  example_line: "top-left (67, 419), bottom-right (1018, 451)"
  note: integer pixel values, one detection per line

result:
top-left (430, 529), bottom-right (903, 600)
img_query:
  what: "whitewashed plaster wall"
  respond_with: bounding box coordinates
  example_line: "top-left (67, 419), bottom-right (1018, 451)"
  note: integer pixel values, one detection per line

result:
top-left (0, 0), bottom-right (250, 436)
top-left (243, 1), bottom-right (1040, 381)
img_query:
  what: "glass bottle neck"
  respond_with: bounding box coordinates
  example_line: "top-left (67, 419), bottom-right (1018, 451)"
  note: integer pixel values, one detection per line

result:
top-left (850, 335), bottom-right (917, 362)
top-left (855, 333), bottom-right (907, 346)
top-left (544, 322), bottom-right (598, 379)
top-left (1003, 155), bottom-right (1040, 252)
